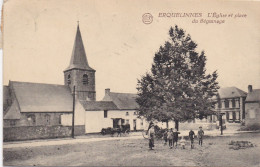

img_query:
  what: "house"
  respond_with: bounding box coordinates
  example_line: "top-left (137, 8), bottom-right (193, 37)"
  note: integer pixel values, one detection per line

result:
top-left (83, 89), bottom-right (146, 133)
top-left (245, 85), bottom-right (260, 127)
top-left (214, 87), bottom-right (247, 123)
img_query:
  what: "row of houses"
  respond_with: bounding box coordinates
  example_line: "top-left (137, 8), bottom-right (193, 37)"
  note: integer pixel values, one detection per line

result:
top-left (3, 25), bottom-right (260, 141)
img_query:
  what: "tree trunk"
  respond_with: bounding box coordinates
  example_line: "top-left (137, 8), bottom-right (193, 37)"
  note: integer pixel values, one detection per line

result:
top-left (175, 120), bottom-right (179, 131)
top-left (166, 120), bottom-right (169, 129)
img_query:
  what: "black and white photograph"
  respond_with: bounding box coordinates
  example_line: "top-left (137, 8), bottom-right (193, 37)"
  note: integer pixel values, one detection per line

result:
top-left (1, 0), bottom-right (260, 166)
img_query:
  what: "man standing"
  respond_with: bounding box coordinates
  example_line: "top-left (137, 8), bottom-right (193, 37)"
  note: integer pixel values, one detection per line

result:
top-left (189, 129), bottom-right (195, 149)
top-left (148, 124), bottom-right (155, 150)
top-left (198, 126), bottom-right (204, 146)
top-left (173, 129), bottom-right (180, 148)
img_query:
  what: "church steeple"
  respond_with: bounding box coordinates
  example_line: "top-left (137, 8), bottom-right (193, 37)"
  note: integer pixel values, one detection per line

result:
top-left (64, 24), bottom-right (95, 72)
top-left (64, 24), bottom-right (96, 101)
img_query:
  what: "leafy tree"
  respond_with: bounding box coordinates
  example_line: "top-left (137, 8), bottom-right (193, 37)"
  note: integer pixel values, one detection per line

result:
top-left (136, 25), bottom-right (219, 130)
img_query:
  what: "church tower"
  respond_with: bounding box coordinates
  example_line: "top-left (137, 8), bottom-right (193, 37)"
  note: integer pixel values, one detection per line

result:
top-left (64, 24), bottom-right (96, 101)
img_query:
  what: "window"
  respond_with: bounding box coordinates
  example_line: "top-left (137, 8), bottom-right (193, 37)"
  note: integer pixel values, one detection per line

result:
top-left (104, 110), bottom-right (108, 118)
top-left (134, 112), bottom-right (137, 115)
top-left (27, 114), bottom-right (36, 126)
top-left (140, 119), bottom-right (143, 126)
top-left (232, 99), bottom-right (236, 108)
top-left (83, 74), bottom-right (88, 85)
top-left (218, 101), bottom-right (222, 108)
top-left (224, 99), bottom-right (229, 108)
top-left (126, 112), bottom-right (129, 116)
top-left (67, 74), bottom-right (71, 85)
top-left (10, 120), bottom-right (16, 126)
top-left (126, 119), bottom-right (129, 124)
top-left (45, 114), bottom-right (51, 125)
top-left (59, 115), bottom-right (62, 124)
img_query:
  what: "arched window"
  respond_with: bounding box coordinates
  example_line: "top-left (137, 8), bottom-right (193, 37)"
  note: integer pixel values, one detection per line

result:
top-left (67, 74), bottom-right (71, 85)
top-left (27, 114), bottom-right (36, 126)
top-left (83, 74), bottom-right (88, 85)
top-left (126, 112), bottom-right (129, 116)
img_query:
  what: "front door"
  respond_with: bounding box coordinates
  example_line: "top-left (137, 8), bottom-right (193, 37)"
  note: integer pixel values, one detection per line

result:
top-left (232, 112), bottom-right (236, 122)
top-left (113, 119), bottom-right (119, 128)
top-left (133, 119), bottom-right (137, 131)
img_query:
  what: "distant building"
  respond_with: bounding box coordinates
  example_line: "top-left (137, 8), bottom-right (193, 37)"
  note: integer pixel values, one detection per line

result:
top-left (245, 85), bottom-right (260, 127)
top-left (214, 87), bottom-right (247, 123)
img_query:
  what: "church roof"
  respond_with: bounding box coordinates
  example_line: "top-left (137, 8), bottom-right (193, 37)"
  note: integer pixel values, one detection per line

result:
top-left (218, 87), bottom-right (247, 99)
top-left (102, 91), bottom-right (139, 110)
top-left (64, 25), bottom-right (95, 72)
top-left (246, 89), bottom-right (260, 102)
top-left (4, 99), bottom-right (21, 120)
top-left (80, 101), bottom-right (119, 111)
top-left (10, 81), bottom-right (73, 112)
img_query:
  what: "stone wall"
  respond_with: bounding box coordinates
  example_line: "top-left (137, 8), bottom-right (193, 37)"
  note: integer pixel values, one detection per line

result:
top-left (3, 125), bottom-right (85, 142)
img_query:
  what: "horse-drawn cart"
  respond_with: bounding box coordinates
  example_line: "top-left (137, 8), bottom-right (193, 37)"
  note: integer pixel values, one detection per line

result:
top-left (101, 124), bottom-right (130, 137)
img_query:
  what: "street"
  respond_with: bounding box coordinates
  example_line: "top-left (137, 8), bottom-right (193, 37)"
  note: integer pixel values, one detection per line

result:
top-left (3, 132), bottom-right (260, 166)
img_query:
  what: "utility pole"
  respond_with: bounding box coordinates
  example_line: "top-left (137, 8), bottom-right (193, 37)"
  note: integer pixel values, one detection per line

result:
top-left (72, 85), bottom-right (75, 138)
top-left (220, 113), bottom-right (224, 135)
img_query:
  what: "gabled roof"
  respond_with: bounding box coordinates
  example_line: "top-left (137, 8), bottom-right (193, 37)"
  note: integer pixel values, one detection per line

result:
top-left (218, 87), bottom-right (247, 99)
top-left (4, 99), bottom-right (21, 120)
top-left (64, 25), bottom-right (95, 72)
top-left (102, 92), bottom-right (139, 110)
top-left (10, 81), bottom-right (73, 112)
top-left (80, 101), bottom-right (119, 111)
top-left (246, 89), bottom-right (260, 102)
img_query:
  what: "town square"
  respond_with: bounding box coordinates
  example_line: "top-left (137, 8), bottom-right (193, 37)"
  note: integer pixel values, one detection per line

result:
top-left (2, 0), bottom-right (260, 166)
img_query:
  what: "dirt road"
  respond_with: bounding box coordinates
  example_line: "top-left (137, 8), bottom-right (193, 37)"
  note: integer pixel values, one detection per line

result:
top-left (4, 132), bottom-right (260, 166)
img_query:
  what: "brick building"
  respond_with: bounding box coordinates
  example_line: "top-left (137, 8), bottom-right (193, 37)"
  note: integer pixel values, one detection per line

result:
top-left (214, 87), bottom-right (247, 123)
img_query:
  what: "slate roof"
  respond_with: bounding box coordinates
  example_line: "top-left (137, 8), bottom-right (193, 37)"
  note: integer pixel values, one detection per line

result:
top-left (80, 101), bottom-right (119, 111)
top-left (64, 25), bottom-right (95, 72)
top-left (10, 81), bottom-right (73, 112)
top-left (102, 92), bottom-right (139, 110)
top-left (218, 87), bottom-right (247, 99)
top-left (246, 89), bottom-right (260, 102)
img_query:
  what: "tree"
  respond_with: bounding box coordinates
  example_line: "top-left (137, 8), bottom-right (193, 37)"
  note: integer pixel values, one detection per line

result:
top-left (136, 25), bottom-right (219, 130)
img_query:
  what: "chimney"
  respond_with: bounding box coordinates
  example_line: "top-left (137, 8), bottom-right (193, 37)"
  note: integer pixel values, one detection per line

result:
top-left (248, 85), bottom-right (253, 93)
top-left (105, 88), bottom-right (110, 95)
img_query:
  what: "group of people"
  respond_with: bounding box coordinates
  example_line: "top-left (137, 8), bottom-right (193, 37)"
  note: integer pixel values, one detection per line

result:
top-left (147, 123), bottom-right (204, 150)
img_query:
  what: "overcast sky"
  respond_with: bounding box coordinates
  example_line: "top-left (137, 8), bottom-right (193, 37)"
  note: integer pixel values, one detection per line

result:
top-left (3, 0), bottom-right (260, 100)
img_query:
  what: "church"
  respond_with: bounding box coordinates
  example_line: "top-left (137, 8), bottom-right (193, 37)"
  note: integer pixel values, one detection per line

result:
top-left (3, 25), bottom-right (146, 141)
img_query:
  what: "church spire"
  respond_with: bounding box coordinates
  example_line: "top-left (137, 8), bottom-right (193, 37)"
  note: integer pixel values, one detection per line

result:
top-left (64, 24), bottom-right (94, 72)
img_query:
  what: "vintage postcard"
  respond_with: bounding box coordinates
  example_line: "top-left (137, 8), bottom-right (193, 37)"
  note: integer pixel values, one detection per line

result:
top-left (2, 0), bottom-right (260, 166)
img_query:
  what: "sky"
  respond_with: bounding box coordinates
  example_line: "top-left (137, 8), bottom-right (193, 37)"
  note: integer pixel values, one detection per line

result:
top-left (2, 0), bottom-right (260, 100)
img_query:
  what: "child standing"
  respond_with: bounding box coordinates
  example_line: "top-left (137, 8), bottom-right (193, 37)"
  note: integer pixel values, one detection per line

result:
top-left (167, 128), bottom-right (173, 149)
top-left (189, 129), bottom-right (195, 149)
top-left (163, 129), bottom-right (168, 145)
top-left (198, 126), bottom-right (204, 146)
top-left (180, 136), bottom-right (186, 149)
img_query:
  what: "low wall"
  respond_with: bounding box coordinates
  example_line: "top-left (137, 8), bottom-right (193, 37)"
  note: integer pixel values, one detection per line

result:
top-left (3, 125), bottom-right (85, 142)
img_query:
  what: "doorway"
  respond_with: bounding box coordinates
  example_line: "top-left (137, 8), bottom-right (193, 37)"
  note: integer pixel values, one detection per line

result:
top-left (133, 119), bottom-right (137, 131)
